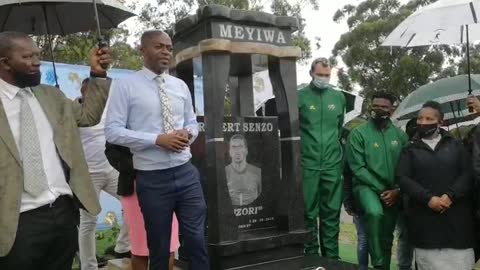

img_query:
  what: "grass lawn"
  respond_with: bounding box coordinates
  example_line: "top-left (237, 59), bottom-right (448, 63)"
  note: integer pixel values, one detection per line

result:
top-left (95, 228), bottom-right (120, 256)
top-left (73, 222), bottom-right (404, 269)
top-left (339, 221), bottom-right (399, 270)
top-left (71, 223), bottom-right (480, 270)
top-left (72, 228), bottom-right (119, 270)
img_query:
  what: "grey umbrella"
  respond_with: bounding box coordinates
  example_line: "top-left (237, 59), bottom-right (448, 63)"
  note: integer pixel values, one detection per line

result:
top-left (0, 0), bottom-right (135, 86)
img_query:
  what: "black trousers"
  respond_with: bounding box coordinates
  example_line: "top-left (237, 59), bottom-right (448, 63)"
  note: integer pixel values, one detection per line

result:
top-left (0, 196), bottom-right (79, 270)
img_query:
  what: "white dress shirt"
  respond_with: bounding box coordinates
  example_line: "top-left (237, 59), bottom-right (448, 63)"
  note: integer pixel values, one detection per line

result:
top-left (79, 97), bottom-right (114, 174)
top-left (0, 78), bottom-right (72, 213)
top-left (105, 67), bottom-right (199, 171)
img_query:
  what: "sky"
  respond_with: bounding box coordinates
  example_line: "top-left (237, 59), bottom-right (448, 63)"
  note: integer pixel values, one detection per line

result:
top-left (120, 0), bottom-right (407, 85)
top-left (296, 0), bottom-right (407, 83)
top-left (296, 0), bottom-right (360, 84)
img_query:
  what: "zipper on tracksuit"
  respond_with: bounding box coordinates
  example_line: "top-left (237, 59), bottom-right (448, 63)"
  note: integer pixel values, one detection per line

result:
top-left (381, 131), bottom-right (392, 188)
top-left (320, 94), bottom-right (324, 163)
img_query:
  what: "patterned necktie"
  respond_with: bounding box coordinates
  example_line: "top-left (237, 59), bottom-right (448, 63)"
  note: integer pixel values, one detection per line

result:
top-left (155, 75), bottom-right (175, 133)
top-left (18, 88), bottom-right (48, 197)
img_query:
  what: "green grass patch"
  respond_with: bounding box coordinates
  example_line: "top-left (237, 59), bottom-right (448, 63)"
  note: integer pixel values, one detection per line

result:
top-left (339, 221), bottom-right (399, 270)
top-left (73, 222), bottom-right (408, 269)
top-left (72, 227), bottom-right (119, 270)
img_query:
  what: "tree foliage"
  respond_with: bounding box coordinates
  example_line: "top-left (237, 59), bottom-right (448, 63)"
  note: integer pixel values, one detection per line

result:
top-left (337, 68), bottom-right (353, 92)
top-left (136, 0), bottom-right (196, 35)
top-left (36, 0), bottom-right (319, 69)
top-left (36, 29), bottom-right (142, 70)
top-left (440, 44), bottom-right (480, 78)
top-left (332, 0), bottom-right (447, 99)
top-left (198, 0), bottom-right (258, 10)
top-left (134, 0), bottom-right (319, 61)
top-left (270, 0), bottom-right (318, 61)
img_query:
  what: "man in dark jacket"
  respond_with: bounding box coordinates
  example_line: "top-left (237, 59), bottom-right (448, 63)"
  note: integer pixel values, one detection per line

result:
top-left (472, 95), bottom-right (480, 183)
top-left (396, 118), bottom-right (415, 270)
top-left (398, 101), bottom-right (475, 270)
top-left (105, 142), bottom-right (179, 270)
top-left (104, 142), bottom-right (135, 197)
top-left (342, 110), bottom-right (369, 270)
top-left (469, 96), bottom-right (480, 262)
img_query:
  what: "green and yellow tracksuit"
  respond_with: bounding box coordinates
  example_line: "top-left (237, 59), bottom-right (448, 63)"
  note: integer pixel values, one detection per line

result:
top-left (341, 115), bottom-right (368, 214)
top-left (299, 83), bottom-right (346, 258)
top-left (346, 120), bottom-right (408, 269)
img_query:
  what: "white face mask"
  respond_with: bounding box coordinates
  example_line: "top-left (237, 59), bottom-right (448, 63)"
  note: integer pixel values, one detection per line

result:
top-left (312, 75), bottom-right (330, 89)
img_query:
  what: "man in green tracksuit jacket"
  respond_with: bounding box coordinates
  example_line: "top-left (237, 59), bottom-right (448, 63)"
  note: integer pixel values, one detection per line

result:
top-left (299, 58), bottom-right (346, 258)
top-left (346, 92), bottom-right (408, 269)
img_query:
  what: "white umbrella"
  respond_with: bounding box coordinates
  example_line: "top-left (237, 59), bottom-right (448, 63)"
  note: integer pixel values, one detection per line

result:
top-left (383, 0), bottom-right (480, 47)
top-left (382, 0), bottom-right (480, 96)
top-left (383, 23), bottom-right (480, 47)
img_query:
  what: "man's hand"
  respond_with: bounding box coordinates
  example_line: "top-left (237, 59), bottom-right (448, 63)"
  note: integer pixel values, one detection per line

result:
top-left (156, 133), bottom-right (189, 153)
top-left (440, 194), bottom-right (453, 209)
top-left (467, 95), bottom-right (480, 113)
top-left (175, 129), bottom-right (192, 140)
top-left (89, 47), bottom-right (112, 76)
top-left (381, 189), bottom-right (400, 207)
top-left (428, 196), bottom-right (450, 213)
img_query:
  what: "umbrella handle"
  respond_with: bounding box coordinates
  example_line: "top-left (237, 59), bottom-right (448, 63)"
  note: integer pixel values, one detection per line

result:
top-left (93, 0), bottom-right (108, 70)
top-left (468, 93), bottom-right (475, 113)
top-left (97, 38), bottom-right (109, 70)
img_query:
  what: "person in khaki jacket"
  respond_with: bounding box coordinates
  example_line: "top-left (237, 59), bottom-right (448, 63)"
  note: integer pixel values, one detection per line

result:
top-left (0, 31), bottom-right (111, 270)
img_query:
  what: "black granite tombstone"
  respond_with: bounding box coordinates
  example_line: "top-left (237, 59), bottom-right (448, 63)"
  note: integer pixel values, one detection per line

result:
top-left (174, 5), bottom-right (310, 269)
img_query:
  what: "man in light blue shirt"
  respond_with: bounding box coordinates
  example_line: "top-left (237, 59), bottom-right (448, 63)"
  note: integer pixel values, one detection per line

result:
top-left (105, 30), bottom-right (209, 270)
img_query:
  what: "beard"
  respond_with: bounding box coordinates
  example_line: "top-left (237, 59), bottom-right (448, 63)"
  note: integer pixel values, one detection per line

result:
top-left (12, 70), bottom-right (41, 88)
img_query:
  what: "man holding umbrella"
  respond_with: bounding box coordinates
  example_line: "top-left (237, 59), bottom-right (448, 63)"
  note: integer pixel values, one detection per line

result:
top-left (0, 31), bottom-right (111, 270)
top-left (468, 96), bottom-right (480, 113)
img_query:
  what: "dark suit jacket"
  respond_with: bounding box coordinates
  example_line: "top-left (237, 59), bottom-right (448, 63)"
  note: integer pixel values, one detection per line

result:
top-left (105, 142), bottom-right (135, 196)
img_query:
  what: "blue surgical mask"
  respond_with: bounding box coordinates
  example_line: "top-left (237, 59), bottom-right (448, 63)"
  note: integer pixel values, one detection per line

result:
top-left (312, 76), bottom-right (330, 89)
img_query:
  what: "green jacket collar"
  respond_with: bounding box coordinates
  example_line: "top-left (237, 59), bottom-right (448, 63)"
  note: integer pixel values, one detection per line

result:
top-left (367, 118), bottom-right (393, 131)
top-left (309, 82), bottom-right (331, 91)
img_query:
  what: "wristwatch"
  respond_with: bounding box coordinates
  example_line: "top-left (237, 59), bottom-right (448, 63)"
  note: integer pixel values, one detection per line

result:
top-left (90, 70), bottom-right (107, 78)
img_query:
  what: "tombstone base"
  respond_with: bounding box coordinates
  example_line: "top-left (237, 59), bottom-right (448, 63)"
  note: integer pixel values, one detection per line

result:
top-left (302, 254), bottom-right (359, 270)
top-left (208, 228), bottom-right (310, 270)
top-left (213, 253), bottom-right (304, 270)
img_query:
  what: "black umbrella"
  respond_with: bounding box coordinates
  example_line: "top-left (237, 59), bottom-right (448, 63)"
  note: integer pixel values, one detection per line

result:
top-left (0, 0), bottom-right (136, 86)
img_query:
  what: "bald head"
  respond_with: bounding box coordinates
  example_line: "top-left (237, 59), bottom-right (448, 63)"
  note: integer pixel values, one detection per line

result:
top-left (140, 30), bottom-right (169, 48)
top-left (140, 30), bottom-right (173, 75)
top-left (0, 31), bottom-right (41, 88)
top-left (0, 31), bottom-right (32, 58)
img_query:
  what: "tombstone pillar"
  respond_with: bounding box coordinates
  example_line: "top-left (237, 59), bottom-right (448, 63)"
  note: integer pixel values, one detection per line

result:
top-left (174, 5), bottom-right (310, 269)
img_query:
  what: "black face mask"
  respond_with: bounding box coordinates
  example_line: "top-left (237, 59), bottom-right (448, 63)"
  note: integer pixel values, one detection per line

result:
top-left (417, 123), bottom-right (438, 138)
top-left (371, 109), bottom-right (390, 125)
top-left (12, 70), bottom-right (41, 88)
